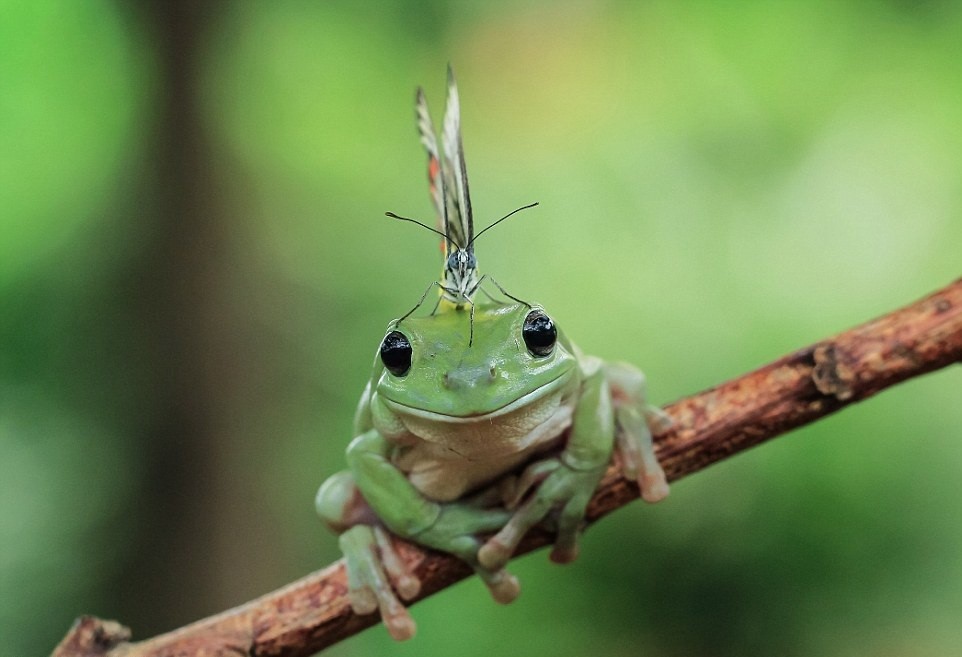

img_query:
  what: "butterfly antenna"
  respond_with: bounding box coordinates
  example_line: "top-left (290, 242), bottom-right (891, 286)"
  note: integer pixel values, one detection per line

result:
top-left (467, 202), bottom-right (539, 248)
top-left (385, 211), bottom-right (463, 250)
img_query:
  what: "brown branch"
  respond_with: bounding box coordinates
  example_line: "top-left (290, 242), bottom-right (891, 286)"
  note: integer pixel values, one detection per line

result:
top-left (53, 278), bottom-right (962, 657)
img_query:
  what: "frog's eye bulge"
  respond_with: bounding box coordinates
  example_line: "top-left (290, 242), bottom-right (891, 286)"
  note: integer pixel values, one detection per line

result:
top-left (522, 310), bottom-right (557, 357)
top-left (380, 331), bottom-right (413, 376)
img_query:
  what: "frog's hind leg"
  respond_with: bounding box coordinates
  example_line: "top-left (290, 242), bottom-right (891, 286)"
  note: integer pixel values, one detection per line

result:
top-left (316, 471), bottom-right (420, 640)
top-left (604, 363), bottom-right (671, 503)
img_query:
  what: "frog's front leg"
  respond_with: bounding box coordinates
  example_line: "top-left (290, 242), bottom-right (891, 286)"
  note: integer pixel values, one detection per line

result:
top-left (605, 361), bottom-right (671, 503)
top-left (478, 361), bottom-right (614, 569)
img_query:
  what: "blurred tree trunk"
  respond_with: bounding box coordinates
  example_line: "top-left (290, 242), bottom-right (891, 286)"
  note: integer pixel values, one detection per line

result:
top-left (113, 0), bottom-right (276, 636)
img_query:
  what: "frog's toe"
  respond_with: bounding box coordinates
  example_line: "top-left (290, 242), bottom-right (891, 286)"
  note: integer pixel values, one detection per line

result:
top-left (373, 526), bottom-right (421, 600)
top-left (549, 543), bottom-right (580, 564)
top-left (477, 538), bottom-right (513, 571)
top-left (640, 470), bottom-right (670, 503)
top-left (548, 511), bottom-right (583, 565)
top-left (340, 526), bottom-right (391, 613)
top-left (476, 567), bottom-right (521, 604)
top-left (346, 585), bottom-right (378, 615)
top-left (643, 405), bottom-right (674, 433)
top-left (394, 574), bottom-right (420, 601)
top-left (548, 495), bottom-right (588, 564)
top-left (479, 493), bottom-right (554, 570)
top-left (381, 599), bottom-right (417, 641)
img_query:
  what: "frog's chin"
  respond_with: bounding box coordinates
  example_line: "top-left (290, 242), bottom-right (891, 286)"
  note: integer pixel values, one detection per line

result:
top-left (382, 370), bottom-right (573, 424)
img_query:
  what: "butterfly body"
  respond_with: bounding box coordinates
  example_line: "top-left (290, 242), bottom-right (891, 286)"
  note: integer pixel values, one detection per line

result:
top-left (441, 248), bottom-right (479, 308)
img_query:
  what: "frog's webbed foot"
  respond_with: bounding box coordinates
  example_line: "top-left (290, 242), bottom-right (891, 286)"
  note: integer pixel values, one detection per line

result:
top-left (339, 525), bottom-right (420, 640)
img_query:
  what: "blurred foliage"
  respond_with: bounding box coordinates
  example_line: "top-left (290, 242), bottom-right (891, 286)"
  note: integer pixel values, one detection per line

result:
top-left (2, 1), bottom-right (961, 656)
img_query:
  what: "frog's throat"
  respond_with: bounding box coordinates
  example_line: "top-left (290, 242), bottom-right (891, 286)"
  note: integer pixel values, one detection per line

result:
top-left (381, 370), bottom-right (573, 423)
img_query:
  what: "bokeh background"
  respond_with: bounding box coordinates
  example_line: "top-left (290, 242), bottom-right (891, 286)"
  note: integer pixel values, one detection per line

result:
top-left (2, 1), bottom-right (961, 655)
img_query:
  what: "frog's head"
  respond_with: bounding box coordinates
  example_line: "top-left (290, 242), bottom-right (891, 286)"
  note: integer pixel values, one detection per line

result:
top-left (374, 302), bottom-right (577, 420)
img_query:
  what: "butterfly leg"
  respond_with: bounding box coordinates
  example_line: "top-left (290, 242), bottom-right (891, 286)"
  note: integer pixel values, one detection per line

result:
top-left (394, 280), bottom-right (441, 327)
top-left (488, 276), bottom-right (531, 307)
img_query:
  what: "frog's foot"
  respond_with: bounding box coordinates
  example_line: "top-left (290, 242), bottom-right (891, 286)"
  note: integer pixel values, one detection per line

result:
top-left (478, 457), bottom-right (599, 570)
top-left (418, 527), bottom-right (521, 604)
top-left (339, 525), bottom-right (420, 641)
top-left (476, 457), bottom-right (560, 569)
top-left (605, 362), bottom-right (671, 503)
top-left (615, 404), bottom-right (670, 503)
top-left (406, 500), bottom-right (521, 606)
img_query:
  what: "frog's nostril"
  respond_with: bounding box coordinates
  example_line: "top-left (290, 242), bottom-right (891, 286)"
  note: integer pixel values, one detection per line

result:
top-left (444, 365), bottom-right (496, 389)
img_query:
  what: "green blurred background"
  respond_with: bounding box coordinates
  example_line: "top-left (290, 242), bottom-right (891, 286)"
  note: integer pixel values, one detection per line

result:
top-left (2, 1), bottom-right (961, 655)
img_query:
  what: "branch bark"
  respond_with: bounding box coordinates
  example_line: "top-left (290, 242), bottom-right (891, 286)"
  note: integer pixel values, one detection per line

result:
top-left (53, 278), bottom-right (962, 657)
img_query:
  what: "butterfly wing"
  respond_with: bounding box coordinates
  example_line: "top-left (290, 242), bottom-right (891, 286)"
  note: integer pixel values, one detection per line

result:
top-left (415, 87), bottom-right (450, 253)
top-left (440, 66), bottom-right (474, 254)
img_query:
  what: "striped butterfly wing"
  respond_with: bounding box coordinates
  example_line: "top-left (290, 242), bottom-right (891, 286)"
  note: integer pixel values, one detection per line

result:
top-left (415, 87), bottom-right (447, 249)
top-left (415, 73), bottom-right (472, 260)
top-left (440, 67), bottom-right (474, 256)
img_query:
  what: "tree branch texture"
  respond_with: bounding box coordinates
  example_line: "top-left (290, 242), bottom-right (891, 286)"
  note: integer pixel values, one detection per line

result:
top-left (53, 278), bottom-right (962, 657)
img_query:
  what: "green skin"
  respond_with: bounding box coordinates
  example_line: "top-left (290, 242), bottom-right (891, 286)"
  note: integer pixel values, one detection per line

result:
top-left (316, 302), bottom-right (669, 640)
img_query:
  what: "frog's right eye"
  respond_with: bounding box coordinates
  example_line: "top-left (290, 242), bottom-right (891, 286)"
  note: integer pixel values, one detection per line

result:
top-left (380, 331), bottom-right (412, 376)
top-left (522, 310), bottom-right (557, 357)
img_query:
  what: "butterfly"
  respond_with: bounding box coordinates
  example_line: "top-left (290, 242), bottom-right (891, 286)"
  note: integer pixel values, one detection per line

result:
top-left (387, 67), bottom-right (536, 341)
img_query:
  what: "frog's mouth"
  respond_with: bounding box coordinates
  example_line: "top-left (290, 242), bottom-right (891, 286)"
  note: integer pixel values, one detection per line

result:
top-left (382, 369), bottom-right (574, 423)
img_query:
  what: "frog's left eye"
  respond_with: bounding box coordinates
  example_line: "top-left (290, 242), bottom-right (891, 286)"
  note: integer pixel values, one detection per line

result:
top-left (380, 330), bottom-right (412, 376)
top-left (522, 310), bottom-right (557, 357)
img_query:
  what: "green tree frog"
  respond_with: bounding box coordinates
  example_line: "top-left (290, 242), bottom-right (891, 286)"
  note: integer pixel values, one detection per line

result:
top-left (315, 68), bottom-right (670, 640)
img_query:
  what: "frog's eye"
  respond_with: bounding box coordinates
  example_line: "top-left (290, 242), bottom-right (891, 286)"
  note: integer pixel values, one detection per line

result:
top-left (380, 330), bottom-right (412, 376)
top-left (522, 310), bottom-right (557, 357)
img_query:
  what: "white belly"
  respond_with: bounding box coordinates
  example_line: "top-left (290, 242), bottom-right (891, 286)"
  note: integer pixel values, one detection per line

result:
top-left (393, 394), bottom-right (574, 502)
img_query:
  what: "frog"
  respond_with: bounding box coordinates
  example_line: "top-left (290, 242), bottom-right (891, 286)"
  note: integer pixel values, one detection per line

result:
top-left (314, 68), bottom-right (670, 640)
